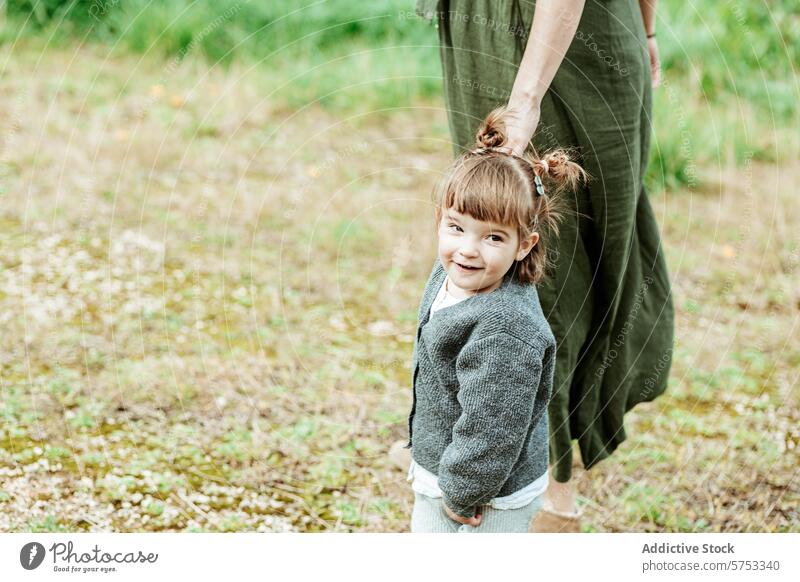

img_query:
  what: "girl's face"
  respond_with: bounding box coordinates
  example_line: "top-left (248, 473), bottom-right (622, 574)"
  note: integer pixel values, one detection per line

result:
top-left (437, 208), bottom-right (538, 297)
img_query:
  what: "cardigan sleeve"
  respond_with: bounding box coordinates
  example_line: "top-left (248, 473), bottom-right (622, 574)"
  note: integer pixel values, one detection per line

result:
top-left (438, 332), bottom-right (549, 518)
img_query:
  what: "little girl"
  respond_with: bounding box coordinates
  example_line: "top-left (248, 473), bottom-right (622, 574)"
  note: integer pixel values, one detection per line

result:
top-left (405, 107), bottom-right (587, 533)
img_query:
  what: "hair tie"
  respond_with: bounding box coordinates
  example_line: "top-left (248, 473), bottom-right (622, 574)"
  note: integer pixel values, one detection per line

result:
top-left (538, 159), bottom-right (550, 174)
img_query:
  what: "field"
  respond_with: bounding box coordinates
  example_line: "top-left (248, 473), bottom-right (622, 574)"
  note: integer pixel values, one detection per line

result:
top-left (0, 1), bottom-right (798, 532)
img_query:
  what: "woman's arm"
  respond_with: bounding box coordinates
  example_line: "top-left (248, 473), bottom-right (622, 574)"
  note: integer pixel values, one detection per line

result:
top-left (639, 0), bottom-right (661, 88)
top-left (639, 0), bottom-right (657, 37)
top-left (505, 0), bottom-right (587, 156)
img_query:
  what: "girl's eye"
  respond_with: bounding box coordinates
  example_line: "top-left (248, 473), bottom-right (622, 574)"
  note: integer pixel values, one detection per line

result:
top-left (488, 234), bottom-right (504, 242)
top-left (448, 223), bottom-right (462, 232)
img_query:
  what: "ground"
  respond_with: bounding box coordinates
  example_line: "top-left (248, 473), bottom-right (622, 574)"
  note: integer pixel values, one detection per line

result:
top-left (0, 42), bottom-right (797, 532)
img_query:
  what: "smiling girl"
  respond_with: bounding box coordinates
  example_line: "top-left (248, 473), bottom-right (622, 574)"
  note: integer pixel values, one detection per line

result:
top-left (405, 107), bottom-right (587, 533)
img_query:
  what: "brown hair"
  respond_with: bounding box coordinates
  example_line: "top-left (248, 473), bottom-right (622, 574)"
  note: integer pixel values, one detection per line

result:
top-left (433, 106), bottom-right (589, 284)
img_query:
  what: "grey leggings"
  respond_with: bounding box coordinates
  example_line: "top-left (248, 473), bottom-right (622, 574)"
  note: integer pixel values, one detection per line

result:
top-left (410, 492), bottom-right (545, 533)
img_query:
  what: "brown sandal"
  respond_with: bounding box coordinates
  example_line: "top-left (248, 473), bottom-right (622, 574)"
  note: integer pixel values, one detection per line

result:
top-left (529, 505), bottom-right (583, 533)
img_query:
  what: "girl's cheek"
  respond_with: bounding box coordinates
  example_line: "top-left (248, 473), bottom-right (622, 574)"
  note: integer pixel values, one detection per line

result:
top-left (442, 233), bottom-right (459, 247)
top-left (486, 245), bottom-right (509, 263)
top-left (438, 236), bottom-right (455, 254)
top-left (482, 242), bottom-right (500, 255)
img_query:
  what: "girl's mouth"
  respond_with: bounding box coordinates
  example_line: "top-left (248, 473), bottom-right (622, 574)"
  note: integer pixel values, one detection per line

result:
top-left (455, 261), bottom-right (482, 272)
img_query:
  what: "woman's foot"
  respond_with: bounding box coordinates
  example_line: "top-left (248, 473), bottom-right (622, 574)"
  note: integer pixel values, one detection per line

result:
top-left (545, 472), bottom-right (577, 514)
top-left (530, 465), bottom-right (583, 532)
top-left (388, 440), bottom-right (411, 471)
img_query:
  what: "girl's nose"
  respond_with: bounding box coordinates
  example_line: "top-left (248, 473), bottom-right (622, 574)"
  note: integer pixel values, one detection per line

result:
top-left (459, 246), bottom-right (479, 258)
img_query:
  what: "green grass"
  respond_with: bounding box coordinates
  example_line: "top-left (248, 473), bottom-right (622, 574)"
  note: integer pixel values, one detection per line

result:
top-left (3, 1), bottom-right (798, 192)
top-left (644, 2), bottom-right (799, 190)
top-left (2, 0), bottom-right (443, 111)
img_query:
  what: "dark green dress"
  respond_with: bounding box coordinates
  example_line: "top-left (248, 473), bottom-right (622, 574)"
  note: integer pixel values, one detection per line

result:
top-left (416, 0), bottom-right (675, 482)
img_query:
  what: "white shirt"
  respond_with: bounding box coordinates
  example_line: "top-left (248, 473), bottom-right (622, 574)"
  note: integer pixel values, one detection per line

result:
top-left (406, 275), bottom-right (549, 509)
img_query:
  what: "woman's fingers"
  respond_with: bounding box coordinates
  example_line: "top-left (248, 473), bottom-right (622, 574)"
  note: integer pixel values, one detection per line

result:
top-left (504, 103), bottom-right (541, 156)
top-left (648, 38), bottom-right (661, 88)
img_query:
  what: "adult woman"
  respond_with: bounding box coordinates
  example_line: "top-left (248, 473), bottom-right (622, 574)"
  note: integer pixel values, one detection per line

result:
top-left (407, 0), bottom-right (675, 531)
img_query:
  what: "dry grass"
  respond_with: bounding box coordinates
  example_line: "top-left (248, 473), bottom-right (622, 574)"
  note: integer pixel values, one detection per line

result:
top-left (0, 42), bottom-right (797, 532)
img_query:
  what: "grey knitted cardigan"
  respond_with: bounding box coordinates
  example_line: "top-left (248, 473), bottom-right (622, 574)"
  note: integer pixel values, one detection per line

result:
top-left (405, 259), bottom-right (556, 518)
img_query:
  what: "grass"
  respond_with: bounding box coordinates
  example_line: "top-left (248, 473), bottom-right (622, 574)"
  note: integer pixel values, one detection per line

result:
top-left (0, 2), bottom-right (797, 532)
top-left (2, 1), bottom-right (799, 191)
top-left (2, 0), bottom-right (444, 112)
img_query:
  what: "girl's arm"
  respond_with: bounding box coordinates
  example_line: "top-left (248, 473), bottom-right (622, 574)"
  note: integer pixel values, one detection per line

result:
top-left (505, 0), bottom-right (587, 156)
top-left (437, 333), bottom-right (550, 519)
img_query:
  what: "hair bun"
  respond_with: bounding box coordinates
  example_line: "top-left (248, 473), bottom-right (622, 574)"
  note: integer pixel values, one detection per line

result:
top-left (542, 151), bottom-right (570, 178)
top-left (538, 149), bottom-right (590, 194)
top-left (474, 108), bottom-right (508, 149)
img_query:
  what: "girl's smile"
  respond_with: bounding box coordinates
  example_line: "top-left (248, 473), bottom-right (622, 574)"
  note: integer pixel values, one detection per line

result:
top-left (454, 261), bottom-right (483, 272)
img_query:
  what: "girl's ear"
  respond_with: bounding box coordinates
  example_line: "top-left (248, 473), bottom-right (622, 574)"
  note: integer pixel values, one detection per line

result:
top-left (516, 232), bottom-right (539, 261)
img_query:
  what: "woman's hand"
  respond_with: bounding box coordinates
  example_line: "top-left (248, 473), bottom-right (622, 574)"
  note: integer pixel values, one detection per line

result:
top-left (503, 101), bottom-right (542, 157)
top-left (648, 36), bottom-right (661, 88)
top-left (443, 500), bottom-right (483, 526)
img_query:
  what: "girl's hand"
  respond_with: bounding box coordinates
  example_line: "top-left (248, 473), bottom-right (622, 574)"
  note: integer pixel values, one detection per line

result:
top-left (502, 101), bottom-right (541, 157)
top-left (648, 36), bottom-right (661, 88)
top-left (443, 501), bottom-right (482, 527)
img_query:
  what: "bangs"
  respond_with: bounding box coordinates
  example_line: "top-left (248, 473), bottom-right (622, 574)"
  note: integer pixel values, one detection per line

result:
top-left (439, 155), bottom-right (534, 230)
